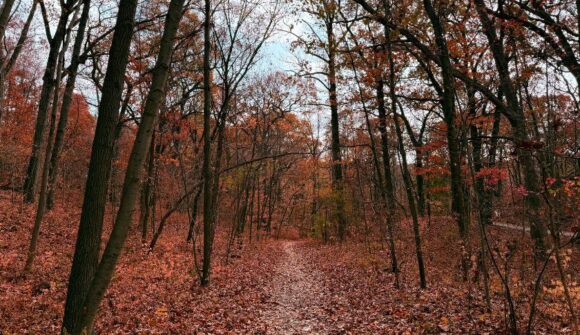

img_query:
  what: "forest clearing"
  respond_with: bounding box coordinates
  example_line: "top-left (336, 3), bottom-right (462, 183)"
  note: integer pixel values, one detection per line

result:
top-left (0, 0), bottom-right (579, 333)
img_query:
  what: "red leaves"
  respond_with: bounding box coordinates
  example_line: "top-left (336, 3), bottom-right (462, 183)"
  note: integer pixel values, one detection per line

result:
top-left (475, 167), bottom-right (507, 187)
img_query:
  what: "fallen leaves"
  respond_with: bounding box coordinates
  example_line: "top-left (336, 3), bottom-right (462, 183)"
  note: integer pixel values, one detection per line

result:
top-left (0, 191), bottom-right (577, 334)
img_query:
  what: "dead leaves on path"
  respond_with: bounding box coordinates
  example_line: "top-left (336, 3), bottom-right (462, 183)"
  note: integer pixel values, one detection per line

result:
top-left (0, 192), bottom-right (577, 334)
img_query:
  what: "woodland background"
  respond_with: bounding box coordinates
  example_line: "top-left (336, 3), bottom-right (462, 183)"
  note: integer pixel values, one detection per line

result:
top-left (0, 0), bottom-right (578, 333)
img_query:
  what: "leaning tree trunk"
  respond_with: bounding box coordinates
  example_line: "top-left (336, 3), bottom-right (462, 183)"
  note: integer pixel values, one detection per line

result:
top-left (0, 1), bottom-right (17, 58)
top-left (61, 0), bottom-right (140, 332)
top-left (62, 0), bottom-right (186, 332)
top-left (23, 15), bottom-right (76, 271)
top-left (0, 0), bottom-right (37, 126)
top-left (0, 0), bottom-right (14, 126)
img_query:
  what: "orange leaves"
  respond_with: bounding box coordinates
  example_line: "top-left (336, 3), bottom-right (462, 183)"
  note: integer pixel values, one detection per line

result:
top-left (475, 167), bottom-right (507, 188)
top-left (468, 114), bottom-right (495, 131)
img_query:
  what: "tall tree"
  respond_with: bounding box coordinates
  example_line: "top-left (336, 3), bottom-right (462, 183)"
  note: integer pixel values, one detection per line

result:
top-left (22, 0), bottom-right (77, 203)
top-left (474, 0), bottom-right (547, 258)
top-left (46, 0), bottom-right (92, 209)
top-left (62, 0), bottom-right (140, 331)
top-left (201, 0), bottom-right (213, 286)
top-left (382, 0), bottom-right (426, 288)
top-left (24, 4), bottom-right (81, 272)
top-left (294, 0), bottom-right (348, 240)
top-left (62, 0), bottom-right (187, 330)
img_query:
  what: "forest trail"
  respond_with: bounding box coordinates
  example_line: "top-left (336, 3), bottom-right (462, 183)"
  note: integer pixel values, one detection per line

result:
top-left (258, 241), bottom-right (329, 335)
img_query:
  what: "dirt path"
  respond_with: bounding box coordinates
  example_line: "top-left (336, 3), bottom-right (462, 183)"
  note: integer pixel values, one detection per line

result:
top-left (258, 241), bottom-right (329, 335)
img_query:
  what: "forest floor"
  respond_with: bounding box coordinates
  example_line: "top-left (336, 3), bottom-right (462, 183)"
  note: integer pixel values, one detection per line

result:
top-left (0, 190), bottom-right (578, 334)
top-left (257, 241), bottom-right (329, 334)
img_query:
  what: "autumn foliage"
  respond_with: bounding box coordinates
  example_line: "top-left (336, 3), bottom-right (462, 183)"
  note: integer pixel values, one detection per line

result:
top-left (0, 0), bottom-right (579, 334)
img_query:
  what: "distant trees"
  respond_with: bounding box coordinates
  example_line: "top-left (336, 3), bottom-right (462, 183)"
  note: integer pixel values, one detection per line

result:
top-left (293, 0), bottom-right (349, 241)
top-left (200, 0), bottom-right (281, 285)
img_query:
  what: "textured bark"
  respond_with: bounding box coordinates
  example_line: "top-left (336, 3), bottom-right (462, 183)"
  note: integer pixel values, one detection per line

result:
top-left (63, 0), bottom-right (185, 332)
top-left (326, 14), bottom-right (347, 241)
top-left (201, 0), bottom-right (213, 286)
top-left (61, 0), bottom-right (140, 332)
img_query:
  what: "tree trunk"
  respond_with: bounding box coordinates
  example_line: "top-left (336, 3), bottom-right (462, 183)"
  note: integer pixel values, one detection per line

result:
top-left (187, 187), bottom-right (203, 242)
top-left (393, 109), bottom-right (427, 288)
top-left (376, 77), bottom-right (400, 286)
top-left (201, 0), bottom-right (213, 286)
top-left (23, 0), bottom-right (75, 203)
top-left (326, 19), bottom-right (347, 241)
top-left (0, 0), bottom-right (36, 126)
top-left (140, 133), bottom-right (156, 243)
top-left (0, 1), bottom-right (17, 52)
top-left (23, 8), bottom-right (79, 270)
top-left (62, 0), bottom-right (185, 331)
top-left (47, 0), bottom-right (91, 210)
top-left (61, 0), bottom-right (140, 332)
top-left (474, 0), bottom-right (547, 259)
top-left (422, 0), bottom-right (470, 278)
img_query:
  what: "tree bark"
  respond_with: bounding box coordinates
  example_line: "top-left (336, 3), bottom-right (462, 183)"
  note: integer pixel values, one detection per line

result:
top-left (201, 0), bottom-right (213, 286)
top-left (0, 0), bottom-right (37, 126)
top-left (23, 7), bottom-right (78, 271)
top-left (376, 76), bottom-right (400, 286)
top-left (61, 0), bottom-right (140, 332)
top-left (326, 15), bottom-right (347, 241)
top-left (140, 132), bottom-right (156, 243)
top-left (63, 0), bottom-right (185, 332)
